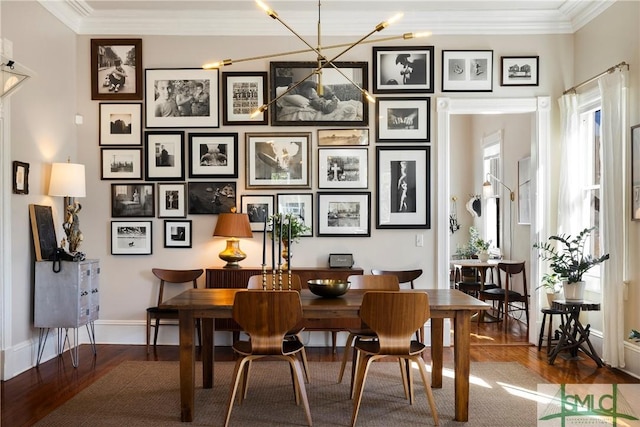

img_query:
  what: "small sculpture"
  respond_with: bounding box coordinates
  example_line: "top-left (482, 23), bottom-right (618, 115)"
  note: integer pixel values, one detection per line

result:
top-left (63, 201), bottom-right (84, 253)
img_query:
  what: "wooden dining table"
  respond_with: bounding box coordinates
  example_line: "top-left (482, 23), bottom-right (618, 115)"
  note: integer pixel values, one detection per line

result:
top-left (161, 288), bottom-right (489, 423)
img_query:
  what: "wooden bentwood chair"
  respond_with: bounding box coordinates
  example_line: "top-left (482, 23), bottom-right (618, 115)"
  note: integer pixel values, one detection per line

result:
top-left (247, 274), bottom-right (310, 383)
top-left (224, 290), bottom-right (312, 427)
top-left (337, 275), bottom-right (400, 387)
top-left (351, 291), bottom-right (439, 426)
top-left (146, 268), bottom-right (203, 354)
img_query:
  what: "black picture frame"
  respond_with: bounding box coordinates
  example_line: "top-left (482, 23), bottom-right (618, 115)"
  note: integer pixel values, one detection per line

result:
top-left (318, 148), bottom-right (368, 189)
top-left (222, 71), bottom-right (268, 125)
top-left (145, 68), bottom-right (219, 128)
top-left (187, 181), bottom-right (236, 215)
top-left (441, 50), bottom-right (493, 92)
top-left (269, 61), bottom-right (368, 126)
top-left (277, 193), bottom-right (314, 237)
top-left (372, 45), bottom-right (434, 93)
top-left (144, 131), bottom-right (185, 181)
top-left (91, 38), bottom-right (142, 100)
top-left (157, 183), bottom-right (187, 218)
top-left (188, 132), bottom-right (238, 178)
top-left (111, 220), bottom-right (152, 255)
top-left (316, 192), bottom-right (371, 237)
top-left (501, 56), bottom-right (539, 86)
top-left (164, 220), bottom-right (192, 248)
top-left (376, 146), bottom-right (431, 229)
top-left (13, 161), bottom-right (29, 194)
top-left (375, 97), bottom-right (430, 143)
top-left (111, 183), bottom-right (155, 217)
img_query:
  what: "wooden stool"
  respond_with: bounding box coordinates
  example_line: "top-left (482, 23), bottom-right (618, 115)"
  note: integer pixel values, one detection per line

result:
top-left (537, 308), bottom-right (568, 353)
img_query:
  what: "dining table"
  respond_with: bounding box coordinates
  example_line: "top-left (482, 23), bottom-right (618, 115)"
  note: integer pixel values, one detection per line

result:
top-left (161, 287), bottom-right (490, 423)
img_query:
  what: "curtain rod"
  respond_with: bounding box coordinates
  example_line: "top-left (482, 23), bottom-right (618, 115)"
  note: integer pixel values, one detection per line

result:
top-left (563, 61), bottom-right (629, 95)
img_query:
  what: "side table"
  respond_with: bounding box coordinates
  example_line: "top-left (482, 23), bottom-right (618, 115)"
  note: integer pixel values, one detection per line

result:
top-left (548, 299), bottom-right (603, 367)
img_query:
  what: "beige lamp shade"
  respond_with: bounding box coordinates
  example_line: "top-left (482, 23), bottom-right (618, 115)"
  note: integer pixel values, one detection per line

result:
top-left (49, 163), bottom-right (86, 197)
top-left (213, 212), bottom-right (253, 268)
top-left (0, 58), bottom-right (32, 98)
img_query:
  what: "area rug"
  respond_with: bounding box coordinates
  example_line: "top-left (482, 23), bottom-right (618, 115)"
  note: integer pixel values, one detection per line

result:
top-left (36, 361), bottom-right (547, 426)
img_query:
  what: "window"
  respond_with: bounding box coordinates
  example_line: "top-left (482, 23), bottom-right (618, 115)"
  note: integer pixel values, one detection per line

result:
top-left (483, 132), bottom-right (502, 252)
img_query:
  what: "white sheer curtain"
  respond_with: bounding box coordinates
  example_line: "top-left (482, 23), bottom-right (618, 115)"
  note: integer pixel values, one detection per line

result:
top-left (599, 69), bottom-right (628, 368)
top-left (557, 93), bottom-right (584, 236)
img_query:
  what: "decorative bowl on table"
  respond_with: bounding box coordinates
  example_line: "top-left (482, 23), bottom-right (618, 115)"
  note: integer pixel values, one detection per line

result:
top-left (307, 279), bottom-right (351, 298)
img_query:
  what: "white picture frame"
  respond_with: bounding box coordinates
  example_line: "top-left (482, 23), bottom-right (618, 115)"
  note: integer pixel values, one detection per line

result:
top-left (318, 148), bottom-right (368, 189)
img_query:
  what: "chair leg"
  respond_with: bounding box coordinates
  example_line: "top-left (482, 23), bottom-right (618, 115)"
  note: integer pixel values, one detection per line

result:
top-left (299, 346), bottom-right (310, 384)
top-left (288, 356), bottom-right (313, 426)
top-left (224, 356), bottom-right (251, 427)
top-left (153, 318), bottom-right (161, 348)
top-left (413, 355), bottom-right (439, 426)
top-left (332, 331), bottom-right (337, 353)
top-left (351, 354), bottom-right (381, 427)
top-left (399, 358), bottom-right (410, 400)
top-left (146, 313), bottom-right (152, 354)
top-left (338, 332), bottom-right (356, 383)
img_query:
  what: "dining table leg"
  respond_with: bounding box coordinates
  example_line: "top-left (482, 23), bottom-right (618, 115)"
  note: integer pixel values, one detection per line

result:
top-left (179, 309), bottom-right (195, 422)
top-left (453, 310), bottom-right (471, 422)
top-left (201, 318), bottom-right (214, 388)
top-left (430, 318), bottom-right (444, 388)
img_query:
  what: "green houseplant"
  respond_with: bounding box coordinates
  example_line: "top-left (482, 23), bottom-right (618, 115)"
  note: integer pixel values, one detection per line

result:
top-left (454, 226), bottom-right (491, 260)
top-left (533, 227), bottom-right (609, 301)
top-left (269, 214), bottom-right (310, 269)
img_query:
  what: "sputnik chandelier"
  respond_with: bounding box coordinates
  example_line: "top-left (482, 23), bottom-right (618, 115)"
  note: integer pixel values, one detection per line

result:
top-left (203, 0), bottom-right (430, 117)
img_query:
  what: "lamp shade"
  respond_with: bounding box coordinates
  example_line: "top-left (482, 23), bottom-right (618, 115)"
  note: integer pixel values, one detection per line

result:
top-left (1, 58), bottom-right (33, 98)
top-left (49, 162), bottom-right (86, 198)
top-left (213, 213), bottom-right (253, 238)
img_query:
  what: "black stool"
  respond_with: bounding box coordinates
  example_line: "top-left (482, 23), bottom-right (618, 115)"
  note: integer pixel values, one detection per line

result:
top-left (538, 308), bottom-right (568, 353)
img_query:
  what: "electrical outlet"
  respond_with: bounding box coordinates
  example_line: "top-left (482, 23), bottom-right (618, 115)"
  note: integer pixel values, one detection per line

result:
top-left (415, 234), bottom-right (424, 247)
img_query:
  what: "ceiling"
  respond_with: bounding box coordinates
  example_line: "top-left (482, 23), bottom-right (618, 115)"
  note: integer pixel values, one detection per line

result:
top-left (37, 0), bottom-right (616, 37)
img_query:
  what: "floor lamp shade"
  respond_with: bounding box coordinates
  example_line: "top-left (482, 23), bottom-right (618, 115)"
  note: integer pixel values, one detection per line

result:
top-left (213, 213), bottom-right (253, 268)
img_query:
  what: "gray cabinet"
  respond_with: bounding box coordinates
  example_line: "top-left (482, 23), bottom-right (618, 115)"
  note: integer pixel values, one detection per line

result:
top-left (35, 259), bottom-right (100, 366)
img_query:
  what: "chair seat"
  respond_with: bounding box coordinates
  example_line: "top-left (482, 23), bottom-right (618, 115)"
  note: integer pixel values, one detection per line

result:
top-left (233, 339), bottom-right (303, 357)
top-left (146, 306), bottom-right (178, 315)
top-left (356, 339), bottom-right (426, 357)
top-left (480, 288), bottom-right (521, 298)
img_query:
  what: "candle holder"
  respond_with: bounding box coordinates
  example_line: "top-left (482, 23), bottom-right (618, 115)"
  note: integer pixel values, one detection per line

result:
top-left (271, 269), bottom-right (277, 290)
top-left (261, 264), bottom-right (267, 290)
top-left (278, 266), bottom-right (283, 290)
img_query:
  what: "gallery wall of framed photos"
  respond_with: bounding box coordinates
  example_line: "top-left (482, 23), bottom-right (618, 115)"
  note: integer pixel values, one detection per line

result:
top-left (91, 37), bottom-right (537, 253)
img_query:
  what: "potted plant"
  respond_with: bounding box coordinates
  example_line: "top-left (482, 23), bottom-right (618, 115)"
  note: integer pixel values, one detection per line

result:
top-left (533, 227), bottom-right (609, 301)
top-left (269, 214), bottom-right (311, 269)
top-left (469, 227), bottom-right (491, 262)
top-left (536, 272), bottom-right (562, 307)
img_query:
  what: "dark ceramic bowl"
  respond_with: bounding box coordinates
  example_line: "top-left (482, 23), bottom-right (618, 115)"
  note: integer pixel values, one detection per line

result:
top-left (307, 279), bottom-right (351, 298)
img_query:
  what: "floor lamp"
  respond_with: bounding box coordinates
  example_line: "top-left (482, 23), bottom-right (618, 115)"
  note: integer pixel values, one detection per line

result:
top-left (483, 173), bottom-right (514, 259)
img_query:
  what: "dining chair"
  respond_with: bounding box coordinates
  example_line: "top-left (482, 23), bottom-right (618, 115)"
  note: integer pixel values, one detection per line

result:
top-left (477, 261), bottom-right (529, 331)
top-left (337, 274), bottom-right (399, 387)
top-left (147, 268), bottom-right (203, 354)
top-left (224, 290), bottom-right (312, 427)
top-left (246, 273), bottom-right (309, 383)
top-left (351, 291), bottom-right (439, 427)
top-left (371, 268), bottom-right (425, 342)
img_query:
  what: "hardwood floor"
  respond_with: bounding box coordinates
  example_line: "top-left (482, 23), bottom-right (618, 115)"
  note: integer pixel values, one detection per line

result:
top-left (2, 320), bottom-right (639, 427)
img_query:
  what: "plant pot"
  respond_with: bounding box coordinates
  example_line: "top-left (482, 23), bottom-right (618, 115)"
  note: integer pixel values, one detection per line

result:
top-left (563, 281), bottom-right (586, 302)
top-left (546, 291), bottom-right (560, 307)
top-left (478, 251), bottom-right (490, 262)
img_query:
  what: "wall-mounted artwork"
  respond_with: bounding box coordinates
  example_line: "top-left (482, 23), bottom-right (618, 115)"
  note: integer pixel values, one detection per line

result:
top-left (91, 38), bottom-right (142, 100)
top-left (441, 50), bottom-right (493, 92)
top-left (372, 45), bottom-right (434, 94)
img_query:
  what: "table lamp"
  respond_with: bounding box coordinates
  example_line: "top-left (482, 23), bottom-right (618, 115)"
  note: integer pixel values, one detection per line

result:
top-left (48, 160), bottom-right (86, 253)
top-left (213, 209), bottom-right (253, 268)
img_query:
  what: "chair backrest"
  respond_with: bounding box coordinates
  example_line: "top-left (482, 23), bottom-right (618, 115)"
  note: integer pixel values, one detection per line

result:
top-left (360, 291), bottom-right (430, 355)
top-left (151, 268), bottom-right (203, 306)
top-left (496, 262), bottom-right (528, 298)
top-left (232, 290), bottom-right (303, 355)
top-left (347, 274), bottom-right (400, 291)
top-left (247, 273), bottom-right (302, 290)
top-left (371, 269), bottom-right (422, 288)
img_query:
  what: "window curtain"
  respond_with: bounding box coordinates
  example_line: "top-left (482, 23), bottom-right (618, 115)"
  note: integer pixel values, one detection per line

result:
top-left (599, 69), bottom-right (628, 368)
top-left (557, 93), bottom-right (583, 236)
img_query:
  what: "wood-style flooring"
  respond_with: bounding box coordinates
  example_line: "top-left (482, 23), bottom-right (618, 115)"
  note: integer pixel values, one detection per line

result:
top-left (2, 319), bottom-right (639, 427)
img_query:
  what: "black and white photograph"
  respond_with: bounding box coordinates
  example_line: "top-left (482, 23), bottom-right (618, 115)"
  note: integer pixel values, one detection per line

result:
top-left (111, 221), bottom-right (152, 255)
top-left (111, 184), bottom-right (155, 218)
top-left (164, 220), bottom-right (192, 248)
top-left (442, 50), bottom-right (493, 92)
top-left (270, 61), bottom-right (368, 126)
top-left (246, 133), bottom-right (311, 189)
top-left (101, 148), bottom-right (142, 180)
top-left (277, 193), bottom-right (313, 237)
top-left (376, 97), bottom-right (430, 142)
top-left (318, 148), bottom-right (368, 189)
top-left (13, 161), bottom-right (29, 195)
top-left (91, 39), bottom-right (142, 100)
top-left (157, 183), bottom-right (186, 218)
top-left (99, 103), bottom-right (142, 146)
top-left (145, 131), bottom-right (185, 181)
top-left (187, 181), bottom-right (236, 215)
top-left (317, 192), bottom-right (370, 237)
top-left (501, 56), bottom-right (539, 86)
top-left (241, 195), bottom-right (274, 231)
top-left (223, 71), bottom-right (268, 125)
top-left (145, 68), bottom-right (219, 128)
top-left (317, 128), bottom-right (369, 146)
top-left (376, 146), bottom-right (430, 229)
top-left (373, 46), bottom-right (434, 93)
top-left (188, 133), bottom-right (238, 178)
